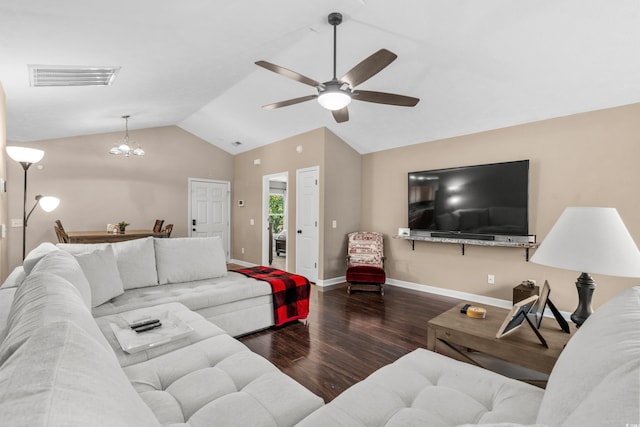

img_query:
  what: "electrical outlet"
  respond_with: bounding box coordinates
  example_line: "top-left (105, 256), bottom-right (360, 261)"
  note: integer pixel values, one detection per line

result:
top-left (11, 219), bottom-right (23, 228)
top-left (250, 219), bottom-right (254, 225)
top-left (241, 248), bottom-right (245, 254)
top-left (487, 274), bottom-right (495, 285)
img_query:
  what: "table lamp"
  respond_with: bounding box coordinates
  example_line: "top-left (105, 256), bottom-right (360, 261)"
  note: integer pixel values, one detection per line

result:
top-left (530, 207), bottom-right (640, 326)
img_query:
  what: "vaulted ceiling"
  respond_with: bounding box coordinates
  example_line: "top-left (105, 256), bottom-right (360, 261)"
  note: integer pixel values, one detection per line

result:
top-left (1, 0), bottom-right (638, 154)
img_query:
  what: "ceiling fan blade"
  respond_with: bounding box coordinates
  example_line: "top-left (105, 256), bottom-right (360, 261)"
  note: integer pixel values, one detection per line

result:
top-left (262, 95), bottom-right (317, 110)
top-left (331, 107), bottom-right (349, 123)
top-left (255, 61), bottom-right (321, 87)
top-left (340, 49), bottom-right (397, 88)
top-left (352, 90), bottom-right (419, 107)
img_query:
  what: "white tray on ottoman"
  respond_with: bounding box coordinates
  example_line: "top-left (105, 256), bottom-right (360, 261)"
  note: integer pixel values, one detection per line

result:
top-left (110, 311), bottom-right (193, 354)
top-left (96, 302), bottom-right (228, 367)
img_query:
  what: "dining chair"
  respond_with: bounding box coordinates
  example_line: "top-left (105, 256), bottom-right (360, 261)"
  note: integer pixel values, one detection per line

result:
top-left (153, 219), bottom-right (164, 233)
top-left (54, 225), bottom-right (69, 243)
top-left (162, 224), bottom-right (173, 237)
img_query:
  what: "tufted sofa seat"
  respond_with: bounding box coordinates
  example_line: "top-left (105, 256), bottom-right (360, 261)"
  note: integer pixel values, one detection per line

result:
top-left (298, 348), bottom-right (542, 426)
top-left (124, 336), bottom-right (323, 426)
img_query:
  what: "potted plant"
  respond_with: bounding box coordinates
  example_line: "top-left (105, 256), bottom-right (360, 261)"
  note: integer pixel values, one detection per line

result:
top-left (117, 221), bottom-right (130, 234)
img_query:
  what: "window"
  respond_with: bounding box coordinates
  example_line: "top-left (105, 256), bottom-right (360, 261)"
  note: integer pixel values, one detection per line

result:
top-left (269, 194), bottom-right (285, 233)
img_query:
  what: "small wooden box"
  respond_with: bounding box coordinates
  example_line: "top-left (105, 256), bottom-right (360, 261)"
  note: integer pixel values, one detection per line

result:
top-left (513, 282), bottom-right (539, 304)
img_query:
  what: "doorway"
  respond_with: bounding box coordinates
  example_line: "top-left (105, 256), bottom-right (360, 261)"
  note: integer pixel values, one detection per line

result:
top-left (262, 172), bottom-right (288, 270)
top-left (188, 178), bottom-right (230, 260)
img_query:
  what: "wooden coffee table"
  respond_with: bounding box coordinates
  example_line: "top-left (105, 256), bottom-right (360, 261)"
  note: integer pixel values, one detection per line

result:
top-left (427, 302), bottom-right (574, 378)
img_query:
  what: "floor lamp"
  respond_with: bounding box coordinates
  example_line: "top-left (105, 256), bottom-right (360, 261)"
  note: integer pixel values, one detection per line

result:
top-left (6, 146), bottom-right (60, 260)
top-left (530, 207), bottom-right (640, 326)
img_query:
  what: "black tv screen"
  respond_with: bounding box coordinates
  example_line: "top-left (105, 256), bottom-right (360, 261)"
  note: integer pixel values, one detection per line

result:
top-left (408, 160), bottom-right (529, 237)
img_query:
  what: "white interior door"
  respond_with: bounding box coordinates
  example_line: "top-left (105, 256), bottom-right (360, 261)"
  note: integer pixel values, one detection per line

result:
top-left (296, 166), bottom-right (318, 282)
top-left (189, 179), bottom-right (230, 259)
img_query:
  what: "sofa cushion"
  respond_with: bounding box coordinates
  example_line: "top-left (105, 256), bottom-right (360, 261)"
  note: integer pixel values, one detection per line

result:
top-left (123, 335), bottom-right (323, 426)
top-left (30, 250), bottom-right (92, 309)
top-left (59, 238), bottom-right (158, 290)
top-left (73, 246), bottom-right (125, 307)
top-left (154, 236), bottom-right (227, 285)
top-left (112, 237), bottom-right (159, 289)
top-left (0, 320), bottom-right (160, 427)
top-left (297, 348), bottom-right (544, 427)
top-left (0, 266), bottom-right (25, 289)
top-left (0, 287), bottom-right (17, 343)
top-left (23, 242), bottom-right (59, 275)
top-left (0, 271), bottom-right (112, 365)
top-left (91, 272), bottom-right (272, 319)
top-left (536, 285), bottom-right (640, 427)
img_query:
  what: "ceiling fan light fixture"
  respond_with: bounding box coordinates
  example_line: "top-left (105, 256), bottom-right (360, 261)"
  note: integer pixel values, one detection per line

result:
top-left (317, 84), bottom-right (351, 111)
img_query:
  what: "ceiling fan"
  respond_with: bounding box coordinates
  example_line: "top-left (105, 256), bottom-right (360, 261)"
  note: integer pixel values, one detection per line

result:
top-left (255, 12), bottom-right (420, 123)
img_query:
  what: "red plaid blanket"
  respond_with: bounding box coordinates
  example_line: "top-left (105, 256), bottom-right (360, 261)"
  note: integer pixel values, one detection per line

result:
top-left (235, 266), bottom-right (310, 327)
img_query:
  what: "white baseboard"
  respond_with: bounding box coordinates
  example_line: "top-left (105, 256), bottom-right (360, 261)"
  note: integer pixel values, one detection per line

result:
top-left (320, 274), bottom-right (571, 320)
top-left (314, 276), bottom-right (346, 290)
top-left (229, 259), bottom-right (256, 267)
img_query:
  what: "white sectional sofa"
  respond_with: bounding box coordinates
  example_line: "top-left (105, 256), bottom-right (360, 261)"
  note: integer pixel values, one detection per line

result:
top-left (0, 235), bottom-right (638, 426)
top-left (47, 236), bottom-right (278, 337)
top-left (0, 239), bottom-right (323, 426)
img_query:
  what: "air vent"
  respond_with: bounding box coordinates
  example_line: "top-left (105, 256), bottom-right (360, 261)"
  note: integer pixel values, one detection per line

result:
top-left (28, 65), bottom-right (120, 87)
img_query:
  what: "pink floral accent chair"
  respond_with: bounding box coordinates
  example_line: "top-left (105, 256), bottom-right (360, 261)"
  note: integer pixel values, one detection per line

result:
top-left (346, 231), bottom-right (386, 295)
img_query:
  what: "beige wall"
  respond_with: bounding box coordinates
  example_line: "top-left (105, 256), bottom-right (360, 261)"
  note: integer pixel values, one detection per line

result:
top-left (4, 100), bottom-right (638, 311)
top-left (6, 125), bottom-right (233, 272)
top-left (362, 103), bottom-right (640, 313)
top-left (232, 128), bottom-right (360, 281)
top-left (0, 83), bottom-right (7, 280)
top-left (323, 129), bottom-right (361, 279)
top-left (232, 129), bottom-right (325, 272)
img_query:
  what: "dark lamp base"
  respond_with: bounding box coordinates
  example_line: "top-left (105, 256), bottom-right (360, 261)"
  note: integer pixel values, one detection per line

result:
top-left (570, 272), bottom-right (595, 327)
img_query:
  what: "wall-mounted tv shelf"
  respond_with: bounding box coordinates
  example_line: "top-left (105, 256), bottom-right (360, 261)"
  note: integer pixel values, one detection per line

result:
top-left (394, 235), bottom-right (538, 261)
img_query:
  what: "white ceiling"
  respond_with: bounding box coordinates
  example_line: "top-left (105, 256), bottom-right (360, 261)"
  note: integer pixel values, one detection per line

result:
top-left (1, 0), bottom-right (638, 155)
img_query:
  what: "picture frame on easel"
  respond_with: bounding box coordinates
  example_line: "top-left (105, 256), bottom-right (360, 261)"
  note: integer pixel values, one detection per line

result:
top-left (528, 280), bottom-right (571, 333)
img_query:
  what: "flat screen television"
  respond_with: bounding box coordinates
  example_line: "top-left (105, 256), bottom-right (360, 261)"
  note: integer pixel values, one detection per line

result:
top-left (408, 160), bottom-right (530, 241)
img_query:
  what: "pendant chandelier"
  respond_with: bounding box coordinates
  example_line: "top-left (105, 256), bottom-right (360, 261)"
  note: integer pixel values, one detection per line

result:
top-left (110, 115), bottom-right (144, 157)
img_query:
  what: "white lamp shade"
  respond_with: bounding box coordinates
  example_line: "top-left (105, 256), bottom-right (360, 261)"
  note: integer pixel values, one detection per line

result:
top-left (6, 146), bottom-right (44, 164)
top-left (531, 207), bottom-right (640, 277)
top-left (317, 89), bottom-right (351, 111)
top-left (38, 196), bottom-right (60, 212)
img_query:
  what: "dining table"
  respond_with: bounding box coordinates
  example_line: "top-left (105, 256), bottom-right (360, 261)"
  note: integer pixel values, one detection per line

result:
top-left (66, 229), bottom-right (168, 244)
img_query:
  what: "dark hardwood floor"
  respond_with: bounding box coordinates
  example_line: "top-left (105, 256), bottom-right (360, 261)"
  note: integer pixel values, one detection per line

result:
top-left (238, 283), bottom-right (460, 403)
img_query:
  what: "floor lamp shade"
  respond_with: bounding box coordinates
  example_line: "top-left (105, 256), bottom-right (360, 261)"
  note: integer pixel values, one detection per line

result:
top-left (531, 207), bottom-right (640, 326)
top-left (6, 146), bottom-right (44, 164)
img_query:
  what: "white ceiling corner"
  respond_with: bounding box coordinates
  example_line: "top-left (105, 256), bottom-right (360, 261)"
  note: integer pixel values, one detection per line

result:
top-left (0, 0), bottom-right (638, 154)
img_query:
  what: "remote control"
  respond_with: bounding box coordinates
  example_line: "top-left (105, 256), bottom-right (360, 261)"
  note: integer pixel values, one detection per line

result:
top-left (130, 319), bottom-right (160, 329)
top-left (134, 322), bottom-right (162, 333)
